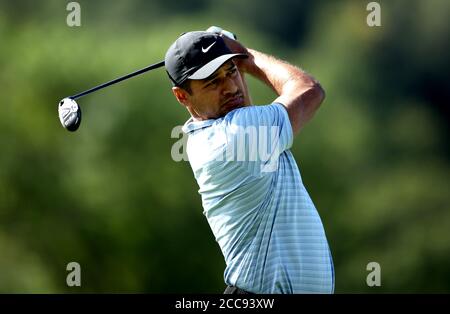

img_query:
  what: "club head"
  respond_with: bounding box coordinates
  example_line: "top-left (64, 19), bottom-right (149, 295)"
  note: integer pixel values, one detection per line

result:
top-left (58, 97), bottom-right (82, 132)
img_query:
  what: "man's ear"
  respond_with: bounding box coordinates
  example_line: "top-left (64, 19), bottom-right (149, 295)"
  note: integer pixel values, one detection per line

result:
top-left (172, 86), bottom-right (190, 107)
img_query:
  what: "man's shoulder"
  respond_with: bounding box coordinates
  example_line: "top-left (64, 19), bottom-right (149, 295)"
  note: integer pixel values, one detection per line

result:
top-left (224, 103), bottom-right (283, 119)
top-left (183, 103), bottom-right (285, 135)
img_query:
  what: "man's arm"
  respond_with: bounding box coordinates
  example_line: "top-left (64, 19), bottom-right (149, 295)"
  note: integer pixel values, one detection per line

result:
top-left (244, 49), bottom-right (325, 135)
top-left (225, 37), bottom-right (325, 135)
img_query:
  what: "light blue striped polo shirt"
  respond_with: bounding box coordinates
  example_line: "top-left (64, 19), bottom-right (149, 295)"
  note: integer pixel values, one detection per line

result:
top-left (182, 103), bottom-right (334, 294)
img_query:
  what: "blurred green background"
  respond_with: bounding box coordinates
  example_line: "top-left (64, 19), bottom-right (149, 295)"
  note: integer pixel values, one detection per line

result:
top-left (0, 0), bottom-right (449, 293)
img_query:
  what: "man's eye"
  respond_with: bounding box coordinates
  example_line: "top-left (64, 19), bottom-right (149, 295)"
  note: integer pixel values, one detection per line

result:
top-left (206, 80), bottom-right (218, 88)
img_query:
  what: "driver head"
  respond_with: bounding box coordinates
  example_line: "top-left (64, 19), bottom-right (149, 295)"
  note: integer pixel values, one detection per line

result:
top-left (58, 98), bottom-right (82, 132)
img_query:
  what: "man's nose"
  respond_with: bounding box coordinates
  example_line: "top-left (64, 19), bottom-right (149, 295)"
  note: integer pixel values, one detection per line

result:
top-left (222, 77), bottom-right (238, 95)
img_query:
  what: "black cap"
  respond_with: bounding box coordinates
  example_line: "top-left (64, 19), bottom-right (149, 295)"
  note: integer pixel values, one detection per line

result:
top-left (165, 31), bottom-right (247, 86)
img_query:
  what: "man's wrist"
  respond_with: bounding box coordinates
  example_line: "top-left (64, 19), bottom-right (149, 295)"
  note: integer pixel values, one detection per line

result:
top-left (239, 49), bottom-right (257, 74)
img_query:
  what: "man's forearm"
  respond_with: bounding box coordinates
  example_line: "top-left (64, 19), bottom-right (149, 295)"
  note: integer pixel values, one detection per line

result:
top-left (243, 49), bottom-right (318, 96)
top-left (242, 48), bottom-right (325, 134)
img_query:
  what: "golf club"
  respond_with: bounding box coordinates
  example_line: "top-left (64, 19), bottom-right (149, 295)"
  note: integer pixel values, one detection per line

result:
top-left (58, 60), bottom-right (164, 132)
top-left (58, 26), bottom-right (236, 132)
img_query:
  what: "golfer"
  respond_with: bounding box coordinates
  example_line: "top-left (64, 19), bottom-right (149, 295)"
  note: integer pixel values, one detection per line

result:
top-left (165, 31), bottom-right (334, 294)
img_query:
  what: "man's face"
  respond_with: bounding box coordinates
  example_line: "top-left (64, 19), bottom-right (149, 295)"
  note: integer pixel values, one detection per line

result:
top-left (172, 60), bottom-right (248, 120)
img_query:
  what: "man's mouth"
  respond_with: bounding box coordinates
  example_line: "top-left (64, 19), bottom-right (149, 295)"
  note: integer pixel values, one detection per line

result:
top-left (222, 94), bottom-right (244, 110)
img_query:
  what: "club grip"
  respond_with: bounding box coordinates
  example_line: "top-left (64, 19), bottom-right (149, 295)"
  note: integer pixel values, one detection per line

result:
top-left (206, 26), bottom-right (237, 40)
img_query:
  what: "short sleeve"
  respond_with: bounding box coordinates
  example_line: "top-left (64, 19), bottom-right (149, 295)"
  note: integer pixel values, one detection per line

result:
top-left (220, 103), bottom-right (294, 174)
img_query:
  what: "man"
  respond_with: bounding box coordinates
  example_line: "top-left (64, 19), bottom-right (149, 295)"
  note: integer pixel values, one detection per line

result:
top-left (165, 30), bottom-right (334, 294)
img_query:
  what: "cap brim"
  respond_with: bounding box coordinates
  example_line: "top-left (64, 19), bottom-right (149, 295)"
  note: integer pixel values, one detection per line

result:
top-left (188, 53), bottom-right (247, 80)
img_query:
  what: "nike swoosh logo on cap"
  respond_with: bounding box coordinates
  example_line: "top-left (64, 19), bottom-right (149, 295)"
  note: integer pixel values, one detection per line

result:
top-left (202, 42), bottom-right (216, 53)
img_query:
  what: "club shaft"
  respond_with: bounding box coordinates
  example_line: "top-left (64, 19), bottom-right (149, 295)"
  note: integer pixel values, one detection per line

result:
top-left (70, 60), bottom-right (165, 100)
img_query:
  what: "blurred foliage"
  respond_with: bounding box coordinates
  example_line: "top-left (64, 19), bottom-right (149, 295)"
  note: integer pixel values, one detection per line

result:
top-left (0, 0), bottom-right (448, 293)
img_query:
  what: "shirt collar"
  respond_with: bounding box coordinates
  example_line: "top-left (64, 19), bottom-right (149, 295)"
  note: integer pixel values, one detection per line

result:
top-left (182, 117), bottom-right (217, 133)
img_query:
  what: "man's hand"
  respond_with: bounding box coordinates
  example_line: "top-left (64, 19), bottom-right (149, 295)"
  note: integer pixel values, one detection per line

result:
top-left (221, 36), bottom-right (251, 71)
